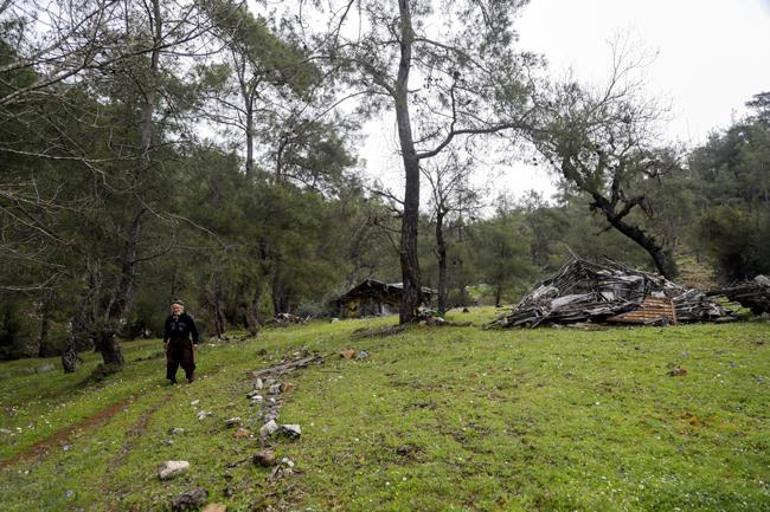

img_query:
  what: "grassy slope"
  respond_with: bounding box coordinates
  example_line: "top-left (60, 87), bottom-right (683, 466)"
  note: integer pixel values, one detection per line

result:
top-left (0, 308), bottom-right (768, 511)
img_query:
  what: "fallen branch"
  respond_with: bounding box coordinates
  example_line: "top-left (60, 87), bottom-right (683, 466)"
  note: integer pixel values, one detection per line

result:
top-left (350, 324), bottom-right (411, 340)
top-left (250, 355), bottom-right (324, 379)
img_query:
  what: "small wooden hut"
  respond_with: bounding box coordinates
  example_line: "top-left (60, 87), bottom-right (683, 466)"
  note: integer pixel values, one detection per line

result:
top-left (336, 280), bottom-right (435, 318)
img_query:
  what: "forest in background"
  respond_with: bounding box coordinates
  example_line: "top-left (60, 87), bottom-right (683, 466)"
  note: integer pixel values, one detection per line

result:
top-left (1, 0), bottom-right (768, 362)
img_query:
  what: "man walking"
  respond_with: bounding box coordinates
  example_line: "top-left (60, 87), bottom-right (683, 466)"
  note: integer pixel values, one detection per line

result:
top-left (163, 299), bottom-right (199, 384)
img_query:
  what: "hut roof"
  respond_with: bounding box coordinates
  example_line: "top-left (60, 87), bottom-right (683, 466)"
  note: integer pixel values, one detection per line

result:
top-left (338, 279), bottom-right (435, 303)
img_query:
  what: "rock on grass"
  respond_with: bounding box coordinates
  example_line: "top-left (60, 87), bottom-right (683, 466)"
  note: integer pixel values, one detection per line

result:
top-left (158, 460), bottom-right (190, 480)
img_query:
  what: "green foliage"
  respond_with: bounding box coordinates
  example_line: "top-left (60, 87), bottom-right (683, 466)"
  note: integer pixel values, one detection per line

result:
top-left (687, 97), bottom-right (770, 281)
top-left (205, 0), bottom-right (319, 96)
top-left (0, 299), bottom-right (36, 360)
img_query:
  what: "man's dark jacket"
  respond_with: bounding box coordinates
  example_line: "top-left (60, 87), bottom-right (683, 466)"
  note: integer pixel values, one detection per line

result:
top-left (163, 312), bottom-right (199, 345)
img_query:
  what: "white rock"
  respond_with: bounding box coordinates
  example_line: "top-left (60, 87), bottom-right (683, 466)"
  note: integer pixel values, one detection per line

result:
top-left (158, 460), bottom-right (190, 480)
top-left (190, 400), bottom-right (200, 407)
top-left (280, 424), bottom-right (301, 439)
top-left (197, 410), bottom-right (212, 421)
top-left (268, 384), bottom-right (282, 395)
top-left (225, 417), bottom-right (241, 428)
top-left (259, 419), bottom-right (279, 437)
top-left (254, 378), bottom-right (264, 390)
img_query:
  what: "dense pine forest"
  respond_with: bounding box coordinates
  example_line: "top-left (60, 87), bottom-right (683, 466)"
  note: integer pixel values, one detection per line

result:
top-left (1, 0), bottom-right (768, 362)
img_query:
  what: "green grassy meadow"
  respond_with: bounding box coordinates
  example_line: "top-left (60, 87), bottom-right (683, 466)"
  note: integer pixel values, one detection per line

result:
top-left (1, 308), bottom-right (769, 511)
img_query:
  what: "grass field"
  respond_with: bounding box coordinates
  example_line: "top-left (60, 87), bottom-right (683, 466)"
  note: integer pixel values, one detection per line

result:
top-left (1, 308), bottom-right (769, 511)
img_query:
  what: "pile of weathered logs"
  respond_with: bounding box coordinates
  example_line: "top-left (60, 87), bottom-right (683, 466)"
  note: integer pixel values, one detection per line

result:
top-left (493, 258), bottom-right (735, 328)
top-left (707, 275), bottom-right (770, 315)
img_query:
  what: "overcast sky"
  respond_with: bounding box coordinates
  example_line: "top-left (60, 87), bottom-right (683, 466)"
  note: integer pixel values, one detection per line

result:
top-left (360, 0), bottom-right (770, 202)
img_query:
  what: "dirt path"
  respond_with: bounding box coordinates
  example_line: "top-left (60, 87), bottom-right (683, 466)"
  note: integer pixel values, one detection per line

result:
top-left (108, 392), bottom-right (169, 470)
top-left (0, 396), bottom-right (134, 469)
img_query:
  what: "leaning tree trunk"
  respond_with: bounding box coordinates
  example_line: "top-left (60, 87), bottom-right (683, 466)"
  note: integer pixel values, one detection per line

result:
top-left (395, 0), bottom-right (422, 324)
top-left (608, 216), bottom-right (679, 279)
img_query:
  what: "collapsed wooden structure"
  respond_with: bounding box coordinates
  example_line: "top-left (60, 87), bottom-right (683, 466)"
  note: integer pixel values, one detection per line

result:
top-left (336, 280), bottom-right (435, 318)
top-left (494, 258), bottom-right (735, 328)
top-left (708, 275), bottom-right (770, 315)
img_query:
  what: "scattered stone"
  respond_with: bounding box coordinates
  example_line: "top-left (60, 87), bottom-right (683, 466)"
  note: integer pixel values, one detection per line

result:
top-left (202, 504), bottom-right (227, 512)
top-left (37, 363), bottom-right (55, 373)
top-left (259, 420), bottom-right (279, 438)
top-left (252, 449), bottom-right (277, 467)
top-left (268, 397), bottom-right (277, 405)
top-left (168, 427), bottom-right (186, 435)
top-left (279, 424), bottom-right (301, 440)
top-left (355, 350), bottom-right (369, 361)
top-left (159, 460), bottom-right (190, 480)
top-left (268, 457), bottom-right (296, 481)
top-left (162, 439), bottom-right (174, 446)
top-left (233, 428), bottom-right (250, 439)
top-left (170, 488), bottom-right (208, 511)
top-left (668, 366), bottom-right (688, 377)
top-left (223, 486), bottom-right (233, 498)
top-left (246, 390), bottom-right (261, 398)
top-left (339, 349), bottom-right (356, 359)
top-left (280, 382), bottom-right (295, 394)
top-left (62, 443), bottom-right (71, 451)
top-left (249, 395), bottom-right (264, 406)
top-left (225, 417), bottom-right (241, 428)
top-left (265, 378), bottom-right (276, 386)
top-left (755, 375), bottom-right (766, 384)
top-left (268, 383), bottom-right (282, 395)
top-left (197, 410), bottom-right (212, 421)
top-left (0, 428), bottom-right (12, 435)
top-left (254, 378), bottom-right (264, 390)
top-left (330, 317), bottom-right (339, 323)
top-left (190, 400), bottom-right (200, 407)
top-left (64, 489), bottom-right (74, 499)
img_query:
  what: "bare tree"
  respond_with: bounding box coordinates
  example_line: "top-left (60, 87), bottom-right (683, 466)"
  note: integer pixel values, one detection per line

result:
top-left (531, 43), bottom-right (680, 278)
top-left (421, 150), bottom-right (479, 314)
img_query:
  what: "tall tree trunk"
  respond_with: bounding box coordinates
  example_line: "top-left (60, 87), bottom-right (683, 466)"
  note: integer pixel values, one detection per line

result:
top-left (101, 0), bottom-right (163, 366)
top-left (95, 329), bottom-right (124, 366)
top-left (204, 278), bottom-right (227, 339)
top-left (243, 285), bottom-right (261, 335)
top-left (395, 0), bottom-right (421, 324)
top-left (245, 101), bottom-right (254, 178)
top-left (37, 290), bottom-right (53, 358)
top-left (435, 209), bottom-right (448, 314)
